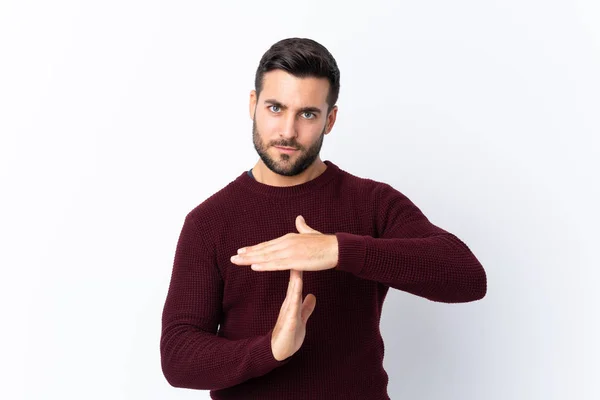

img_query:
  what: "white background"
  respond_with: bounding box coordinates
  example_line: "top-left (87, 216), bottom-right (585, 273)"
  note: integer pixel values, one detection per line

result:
top-left (1, 1), bottom-right (598, 399)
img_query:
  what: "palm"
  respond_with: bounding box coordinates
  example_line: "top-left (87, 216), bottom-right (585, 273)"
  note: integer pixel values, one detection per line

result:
top-left (271, 269), bottom-right (316, 361)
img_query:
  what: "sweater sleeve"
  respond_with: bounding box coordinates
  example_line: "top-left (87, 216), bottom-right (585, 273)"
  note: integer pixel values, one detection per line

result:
top-left (334, 183), bottom-right (487, 303)
top-left (160, 213), bottom-right (291, 390)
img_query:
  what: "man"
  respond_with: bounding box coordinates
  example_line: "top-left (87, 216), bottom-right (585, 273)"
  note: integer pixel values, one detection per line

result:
top-left (160, 37), bottom-right (487, 399)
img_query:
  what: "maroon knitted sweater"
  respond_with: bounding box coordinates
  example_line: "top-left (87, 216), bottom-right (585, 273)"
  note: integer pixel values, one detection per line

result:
top-left (160, 160), bottom-right (486, 399)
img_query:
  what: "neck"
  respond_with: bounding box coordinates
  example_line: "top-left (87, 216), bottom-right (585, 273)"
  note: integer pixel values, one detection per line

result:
top-left (251, 158), bottom-right (327, 187)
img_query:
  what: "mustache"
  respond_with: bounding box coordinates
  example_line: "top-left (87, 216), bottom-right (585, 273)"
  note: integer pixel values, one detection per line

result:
top-left (271, 141), bottom-right (302, 149)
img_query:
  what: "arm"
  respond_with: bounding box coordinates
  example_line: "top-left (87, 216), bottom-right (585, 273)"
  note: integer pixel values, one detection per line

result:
top-left (334, 183), bottom-right (487, 303)
top-left (160, 214), bottom-right (290, 390)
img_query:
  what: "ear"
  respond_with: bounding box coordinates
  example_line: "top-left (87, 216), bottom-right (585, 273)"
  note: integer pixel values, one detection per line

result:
top-left (324, 105), bottom-right (338, 135)
top-left (249, 90), bottom-right (257, 120)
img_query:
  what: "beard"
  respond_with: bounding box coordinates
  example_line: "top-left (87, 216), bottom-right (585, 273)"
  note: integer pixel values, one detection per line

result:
top-left (252, 119), bottom-right (325, 177)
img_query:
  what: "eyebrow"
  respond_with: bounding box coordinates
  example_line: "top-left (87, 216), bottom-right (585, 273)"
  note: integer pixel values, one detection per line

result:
top-left (263, 99), bottom-right (323, 115)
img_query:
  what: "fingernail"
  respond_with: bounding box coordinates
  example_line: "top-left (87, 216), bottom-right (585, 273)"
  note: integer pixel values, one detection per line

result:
top-left (237, 248), bottom-right (246, 254)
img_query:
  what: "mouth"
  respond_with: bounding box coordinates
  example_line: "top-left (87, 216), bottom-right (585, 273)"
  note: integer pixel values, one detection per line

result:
top-left (274, 146), bottom-right (299, 154)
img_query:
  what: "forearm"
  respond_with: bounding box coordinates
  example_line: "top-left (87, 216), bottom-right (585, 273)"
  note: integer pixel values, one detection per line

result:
top-left (160, 324), bottom-right (288, 390)
top-left (334, 232), bottom-right (487, 303)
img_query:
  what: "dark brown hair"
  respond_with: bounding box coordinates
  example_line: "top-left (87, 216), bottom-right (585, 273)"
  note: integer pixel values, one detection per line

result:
top-left (254, 38), bottom-right (341, 113)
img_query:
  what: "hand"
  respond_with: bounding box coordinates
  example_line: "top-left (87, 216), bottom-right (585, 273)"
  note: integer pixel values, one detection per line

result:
top-left (271, 269), bottom-right (316, 361)
top-left (230, 215), bottom-right (339, 272)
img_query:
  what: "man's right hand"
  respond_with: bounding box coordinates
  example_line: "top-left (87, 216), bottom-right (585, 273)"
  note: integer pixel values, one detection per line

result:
top-left (270, 269), bottom-right (316, 361)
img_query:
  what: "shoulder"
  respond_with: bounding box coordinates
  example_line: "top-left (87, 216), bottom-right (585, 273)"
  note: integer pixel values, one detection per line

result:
top-left (185, 175), bottom-right (245, 228)
top-left (333, 164), bottom-right (420, 221)
top-left (333, 163), bottom-right (394, 199)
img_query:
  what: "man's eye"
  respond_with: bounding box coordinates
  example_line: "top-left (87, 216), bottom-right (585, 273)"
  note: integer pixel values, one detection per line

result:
top-left (269, 105), bottom-right (281, 113)
top-left (302, 112), bottom-right (315, 119)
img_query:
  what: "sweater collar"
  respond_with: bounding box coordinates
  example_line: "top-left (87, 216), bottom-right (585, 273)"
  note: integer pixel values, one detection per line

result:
top-left (235, 160), bottom-right (340, 198)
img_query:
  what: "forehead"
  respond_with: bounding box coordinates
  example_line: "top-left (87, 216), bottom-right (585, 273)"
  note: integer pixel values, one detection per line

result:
top-left (260, 69), bottom-right (329, 108)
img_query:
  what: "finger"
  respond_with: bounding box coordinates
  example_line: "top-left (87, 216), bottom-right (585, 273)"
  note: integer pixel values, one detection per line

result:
top-left (250, 238), bottom-right (296, 257)
top-left (292, 269), bottom-right (303, 298)
top-left (287, 268), bottom-right (294, 288)
top-left (240, 244), bottom-right (295, 268)
top-left (288, 269), bottom-right (302, 291)
top-left (231, 249), bottom-right (278, 266)
top-left (251, 258), bottom-right (296, 271)
top-left (283, 270), bottom-right (301, 318)
top-left (280, 269), bottom-right (299, 312)
top-left (239, 243), bottom-right (290, 265)
top-left (237, 233), bottom-right (292, 255)
top-left (280, 270), bottom-right (295, 311)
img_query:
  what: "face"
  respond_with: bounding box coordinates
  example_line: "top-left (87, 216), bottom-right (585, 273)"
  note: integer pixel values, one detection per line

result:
top-left (250, 69), bottom-right (337, 177)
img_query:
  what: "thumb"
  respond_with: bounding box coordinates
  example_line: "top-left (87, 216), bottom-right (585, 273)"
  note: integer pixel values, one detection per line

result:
top-left (301, 294), bottom-right (316, 324)
top-left (296, 215), bottom-right (320, 234)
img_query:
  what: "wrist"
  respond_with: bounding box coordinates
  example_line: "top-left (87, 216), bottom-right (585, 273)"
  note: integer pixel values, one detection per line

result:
top-left (329, 234), bottom-right (339, 269)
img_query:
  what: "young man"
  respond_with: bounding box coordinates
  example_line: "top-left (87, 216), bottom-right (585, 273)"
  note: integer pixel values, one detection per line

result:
top-left (160, 37), bottom-right (487, 400)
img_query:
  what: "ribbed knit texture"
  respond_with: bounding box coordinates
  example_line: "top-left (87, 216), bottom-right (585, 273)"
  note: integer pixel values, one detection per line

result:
top-left (160, 160), bottom-right (487, 399)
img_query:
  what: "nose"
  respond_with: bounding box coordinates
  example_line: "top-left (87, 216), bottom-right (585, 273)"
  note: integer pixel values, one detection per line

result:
top-left (279, 113), bottom-right (298, 140)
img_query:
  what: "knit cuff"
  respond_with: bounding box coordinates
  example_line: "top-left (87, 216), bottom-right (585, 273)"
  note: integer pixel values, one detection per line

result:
top-left (334, 232), bottom-right (367, 275)
top-left (248, 328), bottom-right (292, 375)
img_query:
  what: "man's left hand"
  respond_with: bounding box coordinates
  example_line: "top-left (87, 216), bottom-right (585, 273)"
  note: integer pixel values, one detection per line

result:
top-left (230, 215), bottom-right (339, 272)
